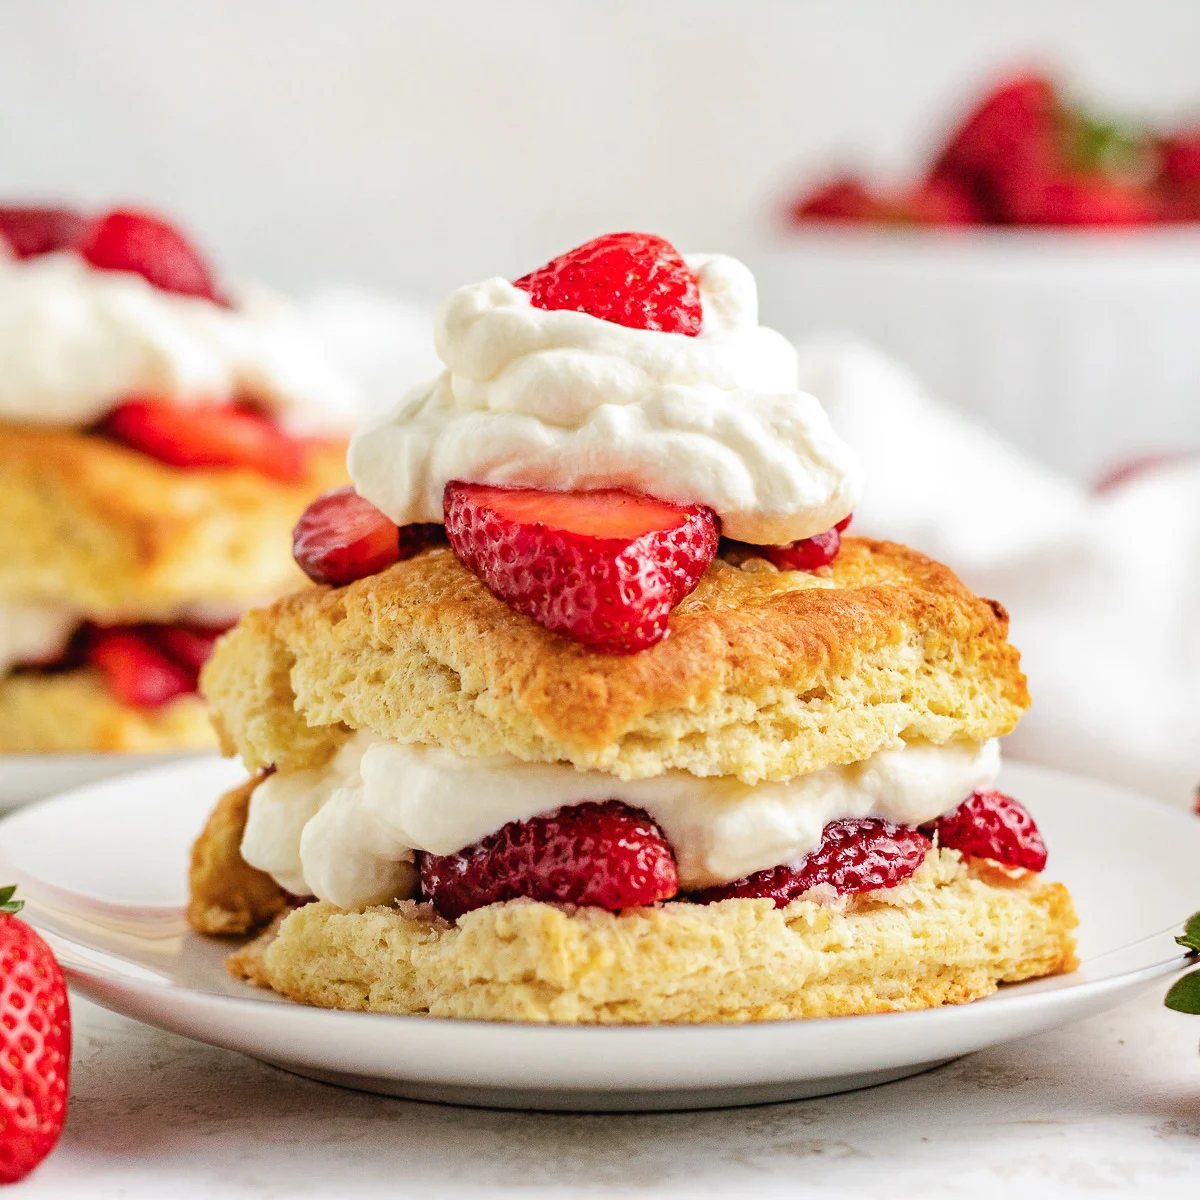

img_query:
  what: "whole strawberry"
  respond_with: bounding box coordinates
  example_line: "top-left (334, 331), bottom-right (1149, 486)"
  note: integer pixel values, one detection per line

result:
top-left (0, 887), bottom-right (69, 1184)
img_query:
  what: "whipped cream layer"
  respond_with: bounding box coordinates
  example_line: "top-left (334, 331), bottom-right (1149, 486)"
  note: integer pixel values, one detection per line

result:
top-left (0, 601), bottom-right (76, 675)
top-left (242, 736), bottom-right (1000, 910)
top-left (0, 250), bottom-right (355, 431)
top-left (349, 254), bottom-right (860, 545)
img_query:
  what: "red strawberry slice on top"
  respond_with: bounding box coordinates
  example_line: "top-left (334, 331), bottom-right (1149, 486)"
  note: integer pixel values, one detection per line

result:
top-left (443, 483), bottom-right (718, 653)
top-left (101, 398), bottom-right (307, 482)
top-left (292, 486), bottom-right (441, 586)
top-left (0, 207), bottom-right (86, 259)
top-left (514, 232), bottom-right (702, 336)
top-left (77, 208), bottom-right (228, 305)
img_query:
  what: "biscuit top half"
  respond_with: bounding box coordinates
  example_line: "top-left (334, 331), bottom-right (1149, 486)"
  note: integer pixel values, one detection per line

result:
top-left (201, 537), bottom-right (1028, 785)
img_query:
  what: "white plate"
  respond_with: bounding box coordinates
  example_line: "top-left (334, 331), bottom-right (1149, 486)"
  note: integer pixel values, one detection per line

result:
top-left (0, 751), bottom-right (217, 811)
top-left (0, 758), bottom-right (1194, 1112)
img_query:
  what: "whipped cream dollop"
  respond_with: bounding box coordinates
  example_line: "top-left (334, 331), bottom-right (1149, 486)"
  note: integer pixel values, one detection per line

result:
top-left (242, 736), bottom-right (1000, 910)
top-left (0, 250), bottom-right (356, 431)
top-left (348, 254), bottom-right (860, 544)
top-left (0, 601), bottom-right (76, 675)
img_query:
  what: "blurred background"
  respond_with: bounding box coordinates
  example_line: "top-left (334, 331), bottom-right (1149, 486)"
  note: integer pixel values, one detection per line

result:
top-left (4, 0), bottom-right (1198, 293)
top-left (3, 0), bottom-right (1197, 800)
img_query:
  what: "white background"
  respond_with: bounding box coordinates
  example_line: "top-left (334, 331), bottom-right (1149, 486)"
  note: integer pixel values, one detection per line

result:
top-left (4, 0), bottom-right (1199, 297)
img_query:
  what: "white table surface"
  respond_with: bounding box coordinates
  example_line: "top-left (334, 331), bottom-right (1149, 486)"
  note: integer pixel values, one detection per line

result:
top-left (12, 986), bottom-right (1199, 1199)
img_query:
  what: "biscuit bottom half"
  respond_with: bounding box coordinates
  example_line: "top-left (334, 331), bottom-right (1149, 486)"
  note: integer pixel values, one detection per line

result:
top-left (219, 851), bottom-right (1077, 1026)
top-left (0, 668), bottom-right (215, 754)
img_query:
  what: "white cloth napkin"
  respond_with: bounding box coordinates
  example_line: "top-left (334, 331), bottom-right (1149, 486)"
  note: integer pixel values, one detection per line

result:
top-left (302, 294), bottom-right (1199, 810)
top-left (795, 336), bottom-right (1200, 810)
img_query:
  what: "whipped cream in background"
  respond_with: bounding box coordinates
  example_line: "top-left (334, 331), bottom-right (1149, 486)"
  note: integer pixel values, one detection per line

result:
top-left (0, 601), bottom-right (77, 674)
top-left (349, 254), bottom-right (861, 545)
top-left (0, 251), bottom-right (357, 431)
top-left (243, 737), bottom-right (1000, 910)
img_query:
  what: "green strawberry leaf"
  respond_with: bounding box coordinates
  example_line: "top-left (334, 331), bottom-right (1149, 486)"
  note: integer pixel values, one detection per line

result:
top-left (1064, 108), bottom-right (1154, 181)
top-left (1165, 970), bottom-right (1200, 1015)
top-left (0, 884), bottom-right (22, 915)
top-left (1176, 911), bottom-right (1200, 954)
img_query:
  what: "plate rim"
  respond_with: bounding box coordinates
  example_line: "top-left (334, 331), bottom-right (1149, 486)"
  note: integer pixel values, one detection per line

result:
top-left (3, 756), bottom-right (1195, 1039)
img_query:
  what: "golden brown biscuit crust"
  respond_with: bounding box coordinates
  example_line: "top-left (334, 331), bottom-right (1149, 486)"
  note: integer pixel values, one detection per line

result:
top-left (0, 667), bottom-right (214, 753)
top-left (202, 538), bottom-right (1029, 782)
top-left (0, 423), bottom-right (347, 620)
top-left (187, 773), bottom-right (289, 935)
top-left (226, 852), bottom-right (1077, 1024)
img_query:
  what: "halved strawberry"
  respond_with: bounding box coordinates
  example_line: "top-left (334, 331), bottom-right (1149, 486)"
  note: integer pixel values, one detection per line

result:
top-left (85, 628), bottom-right (196, 708)
top-left (443, 483), bottom-right (719, 653)
top-left (514, 232), bottom-right (702, 336)
top-left (419, 800), bottom-right (679, 920)
top-left (691, 818), bottom-right (932, 907)
top-left (0, 207), bottom-right (85, 259)
top-left (101, 398), bottom-right (307, 482)
top-left (291, 487), bottom-right (441, 586)
top-left (920, 790), bottom-right (1047, 872)
top-left (77, 208), bottom-right (228, 305)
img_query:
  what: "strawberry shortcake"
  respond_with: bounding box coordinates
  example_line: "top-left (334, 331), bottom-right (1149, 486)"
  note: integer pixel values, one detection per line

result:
top-left (190, 233), bottom-right (1077, 1023)
top-left (0, 206), bottom-right (353, 754)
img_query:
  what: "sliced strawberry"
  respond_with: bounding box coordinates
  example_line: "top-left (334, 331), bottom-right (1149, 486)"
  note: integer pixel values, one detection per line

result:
top-left (443, 483), bottom-right (719, 653)
top-left (514, 232), bottom-right (702, 336)
top-left (920, 790), bottom-right (1047, 872)
top-left (0, 207), bottom-right (86, 259)
top-left (691, 818), bottom-right (931, 907)
top-left (419, 800), bottom-right (679, 920)
top-left (149, 623), bottom-right (231, 673)
top-left (294, 487), bottom-right (402, 586)
top-left (77, 208), bottom-right (227, 305)
top-left (790, 175), bottom-right (887, 223)
top-left (85, 628), bottom-right (196, 708)
top-left (101, 398), bottom-right (306, 482)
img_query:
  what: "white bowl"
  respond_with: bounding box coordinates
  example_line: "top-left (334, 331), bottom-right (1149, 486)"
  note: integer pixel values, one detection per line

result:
top-left (751, 228), bottom-right (1200, 480)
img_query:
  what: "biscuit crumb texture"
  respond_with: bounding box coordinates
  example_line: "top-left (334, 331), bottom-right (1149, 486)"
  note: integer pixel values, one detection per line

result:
top-left (188, 774), bottom-right (288, 935)
top-left (203, 538), bottom-right (1030, 784)
top-left (0, 423), bottom-right (347, 620)
top-left (0, 668), bottom-right (214, 753)
top-left (227, 852), bottom-right (1077, 1025)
